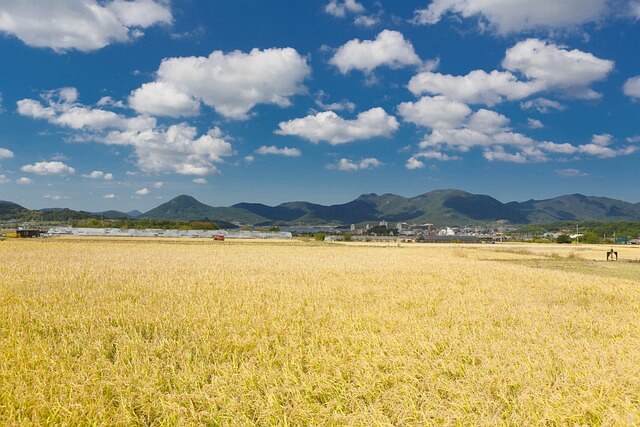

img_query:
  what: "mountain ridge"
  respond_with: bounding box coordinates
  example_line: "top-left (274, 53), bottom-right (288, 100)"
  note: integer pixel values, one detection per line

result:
top-left (3, 190), bottom-right (640, 226)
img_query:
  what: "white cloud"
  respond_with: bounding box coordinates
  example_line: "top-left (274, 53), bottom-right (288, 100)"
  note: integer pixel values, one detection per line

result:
top-left (397, 96), bottom-right (472, 130)
top-left (277, 107), bottom-right (398, 144)
top-left (129, 82), bottom-right (201, 118)
top-left (406, 157), bottom-right (425, 170)
top-left (82, 170), bottom-right (113, 180)
top-left (0, 174), bottom-right (9, 184)
top-left (0, 0), bottom-right (172, 52)
top-left (330, 30), bottom-right (422, 74)
top-left (328, 157), bottom-right (383, 171)
top-left (18, 88), bottom-right (235, 176)
top-left (135, 187), bottom-right (150, 196)
top-left (315, 91), bottom-right (356, 112)
top-left (103, 193), bottom-right (117, 199)
top-left (256, 146), bottom-right (302, 157)
top-left (527, 118), bottom-right (545, 129)
top-left (591, 134), bottom-right (614, 146)
top-left (408, 70), bottom-right (537, 105)
top-left (503, 39), bottom-right (614, 99)
top-left (21, 161), bottom-right (75, 176)
top-left (483, 146), bottom-right (546, 163)
top-left (325, 0), bottom-right (365, 17)
top-left (623, 76), bottom-right (640, 99)
top-left (153, 181), bottom-right (164, 188)
top-left (556, 168), bottom-right (588, 177)
top-left (466, 109), bottom-right (510, 134)
top-left (406, 150), bottom-right (460, 170)
top-left (408, 39), bottom-right (613, 107)
top-left (106, 0), bottom-right (172, 28)
top-left (520, 98), bottom-right (565, 113)
top-left (354, 15), bottom-right (380, 27)
top-left (130, 48), bottom-right (311, 120)
top-left (96, 96), bottom-right (125, 108)
top-left (0, 92), bottom-right (4, 113)
top-left (413, 0), bottom-right (607, 34)
top-left (105, 124), bottom-right (235, 175)
top-left (192, 178), bottom-right (207, 184)
top-left (16, 177), bottom-right (33, 185)
top-left (18, 88), bottom-right (155, 132)
top-left (44, 194), bottom-right (70, 200)
top-left (0, 147), bottom-right (14, 159)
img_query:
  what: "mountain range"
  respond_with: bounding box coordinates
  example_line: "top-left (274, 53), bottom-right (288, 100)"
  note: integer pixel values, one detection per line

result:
top-left (4, 189), bottom-right (638, 226)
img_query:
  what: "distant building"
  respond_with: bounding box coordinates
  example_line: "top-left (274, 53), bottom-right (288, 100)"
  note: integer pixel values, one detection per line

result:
top-left (379, 220), bottom-right (387, 227)
top-left (16, 229), bottom-right (42, 238)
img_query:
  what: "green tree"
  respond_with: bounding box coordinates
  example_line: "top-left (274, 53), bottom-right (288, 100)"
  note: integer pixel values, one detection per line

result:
top-left (556, 234), bottom-right (572, 244)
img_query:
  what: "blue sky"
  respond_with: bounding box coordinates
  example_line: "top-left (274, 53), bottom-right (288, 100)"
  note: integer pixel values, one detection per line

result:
top-left (1, 0), bottom-right (640, 211)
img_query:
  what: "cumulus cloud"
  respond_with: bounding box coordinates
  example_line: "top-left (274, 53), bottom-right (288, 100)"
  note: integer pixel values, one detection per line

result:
top-left (103, 193), bottom-right (117, 199)
top-left (520, 98), bottom-right (565, 114)
top-left (354, 15), bottom-right (380, 27)
top-left (153, 181), bottom-right (164, 188)
top-left (21, 161), bottom-right (75, 176)
top-left (82, 170), bottom-right (114, 180)
top-left (330, 30), bottom-right (422, 74)
top-left (327, 157), bottom-right (383, 171)
top-left (104, 124), bottom-right (235, 175)
top-left (129, 82), bottom-right (200, 118)
top-left (0, 174), bottom-right (9, 184)
top-left (413, 0), bottom-right (607, 34)
top-left (192, 178), bottom-right (207, 184)
top-left (256, 146), bottom-right (302, 157)
top-left (591, 133), bottom-right (614, 146)
top-left (408, 39), bottom-right (613, 107)
top-left (0, 0), bottom-right (172, 52)
top-left (130, 48), bottom-right (310, 119)
top-left (502, 39), bottom-right (614, 100)
top-left (408, 70), bottom-right (537, 105)
top-left (96, 96), bottom-right (125, 108)
top-left (527, 118), bottom-right (545, 129)
top-left (398, 96), bottom-right (587, 163)
top-left (135, 187), bottom-right (150, 196)
top-left (16, 177), bottom-right (33, 184)
top-left (398, 96), bottom-right (472, 130)
top-left (18, 88), bottom-right (154, 132)
top-left (623, 76), bottom-right (640, 99)
top-left (18, 88), bottom-right (235, 176)
top-left (324, 0), bottom-right (365, 17)
top-left (277, 107), bottom-right (398, 145)
top-left (406, 150), bottom-right (460, 169)
top-left (315, 91), bottom-right (356, 112)
top-left (0, 147), bottom-right (14, 159)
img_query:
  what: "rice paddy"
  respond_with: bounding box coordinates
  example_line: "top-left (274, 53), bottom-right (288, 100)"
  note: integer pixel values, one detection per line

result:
top-left (1, 238), bottom-right (640, 425)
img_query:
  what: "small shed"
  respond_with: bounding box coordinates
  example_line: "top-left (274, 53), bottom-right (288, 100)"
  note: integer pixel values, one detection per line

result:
top-left (16, 229), bottom-right (42, 238)
top-left (213, 235), bottom-right (225, 241)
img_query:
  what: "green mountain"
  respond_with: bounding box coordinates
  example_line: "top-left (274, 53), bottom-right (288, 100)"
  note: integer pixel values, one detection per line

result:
top-left (143, 195), bottom-right (266, 224)
top-left (507, 194), bottom-right (640, 222)
top-left (4, 190), bottom-right (640, 226)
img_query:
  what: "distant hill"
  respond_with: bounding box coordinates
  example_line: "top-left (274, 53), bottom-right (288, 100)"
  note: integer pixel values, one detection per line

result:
top-left (92, 210), bottom-right (132, 219)
top-left (507, 194), bottom-right (640, 223)
top-left (143, 195), bottom-right (265, 224)
top-left (3, 190), bottom-right (640, 226)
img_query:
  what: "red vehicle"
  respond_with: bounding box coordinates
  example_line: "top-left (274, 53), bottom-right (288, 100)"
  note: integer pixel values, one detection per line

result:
top-left (213, 235), bottom-right (225, 241)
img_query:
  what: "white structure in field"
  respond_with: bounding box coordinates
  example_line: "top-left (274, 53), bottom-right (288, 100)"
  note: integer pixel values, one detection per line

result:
top-left (47, 227), bottom-right (292, 239)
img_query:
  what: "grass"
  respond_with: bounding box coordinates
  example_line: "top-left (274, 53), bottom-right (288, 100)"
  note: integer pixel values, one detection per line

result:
top-left (1, 239), bottom-right (640, 425)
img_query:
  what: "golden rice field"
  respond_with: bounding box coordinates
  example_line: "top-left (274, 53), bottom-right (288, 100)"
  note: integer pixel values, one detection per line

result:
top-left (2, 238), bottom-right (640, 425)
